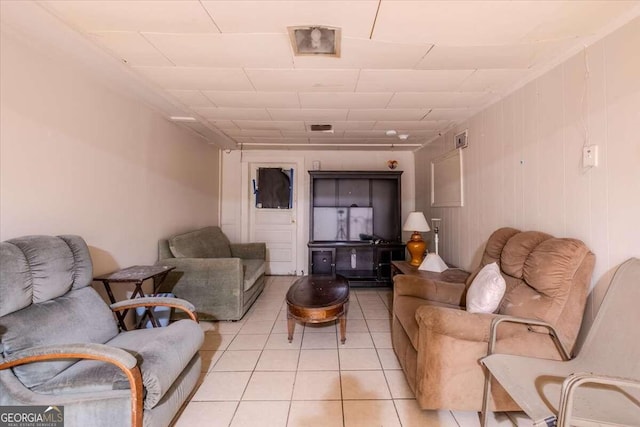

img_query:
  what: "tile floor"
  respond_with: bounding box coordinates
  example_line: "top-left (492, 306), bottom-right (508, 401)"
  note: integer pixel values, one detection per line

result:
top-left (173, 276), bottom-right (533, 427)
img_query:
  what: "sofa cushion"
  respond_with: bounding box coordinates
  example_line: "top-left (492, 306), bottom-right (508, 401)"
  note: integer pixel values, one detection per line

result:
top-left (466, 262), bottom-right (506, 314)
top-left (0, 287), bottom-right (119, 388)
top-left (242, 259), bottom-right (266, 291)
top-left (33, 320), bottom-right (204, 410)
top-left (169, 227), bottom-right (231, 259)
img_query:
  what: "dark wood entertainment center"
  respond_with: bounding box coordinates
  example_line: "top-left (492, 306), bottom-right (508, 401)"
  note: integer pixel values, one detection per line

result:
top-left (308, 170), bottom-right (405, 287)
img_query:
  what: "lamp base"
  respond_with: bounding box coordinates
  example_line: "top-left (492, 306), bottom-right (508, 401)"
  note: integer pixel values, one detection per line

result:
top-left (406, 232), bottom-right (426, 267)
top-left (419, 253), bottom-right (448, 272)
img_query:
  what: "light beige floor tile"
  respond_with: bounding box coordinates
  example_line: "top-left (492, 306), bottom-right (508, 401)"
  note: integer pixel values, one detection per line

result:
top-left (301, 332), bottom-right (337, 349)
top-left (292, 371), bottom-right (341, 400)
top-left (341, 370), bottom-right (392, 400)
top-left (298, 349), bottom-right (339, 371)
top-left (230, 401), bottom-right (290, 427)
top-left (212, 350), bottom-right (261, 372)
top-left (174, 401), bottom-right (238, 427)
top-left (272, 319), bottom-right (305, 336)
top-left (202, 333), bottom-right (235, 351)
top-left (238, 320), bottom-right (275, 334)
top-left (346, 308), bottom-right (364, 319)
top-left (371, 332), bottom-right (393, 348)
top-left (344, 318), bottom-right (369, 332)
top-left (343, 400), bottom-right (401, 427)
top-left (362, 308), bottom-right (391, 319)
top-left (394, 400), bottom-right (458, 426)
top-left (377, 348), bottom-right (402, 370)
top-left (384, 370), bottom-right (414, 398)
top-left (198, 321), bottom-right (219, 333)
top-left (366, 318), bottom-right (392, 332)
top-left (210, 321), bottom-right (246, 334)
top-left (287, 400), bottom-right (343, 427)
top-left (451, 410), bottom-right (515, 426)
top-left (243, 371), bottom-right (296, 400)
top-left (340, 332), bottom-right (374, 349)
top-left (192, 371), bottom-right (252, 401)
top-left (228, 334), bottom-right (269, 350)
top-left (360, 303), bottom-right (388, 312)
top-left (246, 308), bottom-right (280, 321)
top-left (304, 321), bottom-right (337, 333)
top-left (200, 350), bottom-right (224, 372)
top-left (255, 349), bottom-right (300, 371)
top-left (339, 348), bottom-right (382, 370)
top-left (265, 333), bottom-right (302, 350)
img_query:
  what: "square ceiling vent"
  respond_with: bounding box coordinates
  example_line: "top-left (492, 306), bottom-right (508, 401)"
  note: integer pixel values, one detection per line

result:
top-left (288, 26), bottom-right (341, 57)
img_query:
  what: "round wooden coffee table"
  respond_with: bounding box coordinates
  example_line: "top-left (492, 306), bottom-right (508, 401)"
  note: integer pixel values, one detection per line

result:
top-left (286, 274), bottom-right (349, 344)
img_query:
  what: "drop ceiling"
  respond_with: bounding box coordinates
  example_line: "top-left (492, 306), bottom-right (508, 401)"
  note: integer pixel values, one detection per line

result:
top-left (4, 1), bottom-right (640, 150)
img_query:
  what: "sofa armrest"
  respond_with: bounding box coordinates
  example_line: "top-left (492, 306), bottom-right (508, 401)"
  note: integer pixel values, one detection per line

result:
top-left (416, 306), bottom-right (529, 343)
top-left (1, 343), bottom-right (143, 427)
top-left (230, 243), bottom-right (266, 260)
top-left (110, 297), bottom-right (198, 322)
top-left (394, 274), bottom-right (466, 307)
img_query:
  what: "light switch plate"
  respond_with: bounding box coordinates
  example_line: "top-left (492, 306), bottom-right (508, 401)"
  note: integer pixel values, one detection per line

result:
top-left (583, 145), bottom-right (598, 167)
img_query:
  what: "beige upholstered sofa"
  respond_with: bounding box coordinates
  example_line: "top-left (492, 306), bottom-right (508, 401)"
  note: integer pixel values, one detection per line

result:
top-left (157, 226), bottom-right (266, 321)
top-left (392, 227), bottom-right (595, 411)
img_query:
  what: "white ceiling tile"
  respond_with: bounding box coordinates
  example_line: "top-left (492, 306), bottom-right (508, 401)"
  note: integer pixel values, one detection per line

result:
top-left (523, 1), bottom-right (639, 42)
top-left (309, 138), bottom-right (368, 144)
top-left (201, 1), bottom-right (379, 38)
top-left (167, 90), bottom-right (215, 107)
top-left (343, 130), bottom-right (396, 138)
top-left (424, 109), bottom-right (473, 121)
top-left (373, 121), bottom-right (452, 131)
top-left (143, 33), bottom-right (293, 68)
top-left (356, 70), bottom-right (474, 92)
top-left (326, 121), bottom-right (376, 131)
top-left (347, 109), bottom-right (429, 121)
top-left (372, 1), bottom-right (557, 45)
top-left (132, 67), bottom-right (254, 90)
top-left (417, 45), bottom-right (533, 70)
top-left (195, 107), bottom-right (271, 120)
top-left (458, 69), bottom-right (526, 92)
top-left (293, 37), bottom-right (432, 69)
top-left (207, 120), bottom-right (238, 129)
top-left (388, 92), bottom-right (491, 108)
top-left (246, 69), bottom-right (360, 92)
top-left (42, 1), bottom-right (219, 32)
top-left (249, 137), bottom-right (310, 144)
top-left (299, 92), bottom-right (392, 108)
top-left (233, 121), bottom-right (307, 131)
top-left (268, 109), bottom-right (348, 121)
top-left (224, 129), bottom-right (283, 137)
top-left (281, 131), bottom-right (346, 138)
top-left (203, 92), bottom-right (300, 108)
top-left (88, 31), bottom-right (172, 66)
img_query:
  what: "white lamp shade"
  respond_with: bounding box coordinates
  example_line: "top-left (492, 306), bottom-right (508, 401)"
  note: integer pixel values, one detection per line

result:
top-left (419, 253), bottom-right (448, 272)
top-left (403, 212), bottom-right (431, 232)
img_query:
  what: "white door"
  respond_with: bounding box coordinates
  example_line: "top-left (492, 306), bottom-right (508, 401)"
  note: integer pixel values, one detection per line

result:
top-left (249, 163), bottom-right (297, 275)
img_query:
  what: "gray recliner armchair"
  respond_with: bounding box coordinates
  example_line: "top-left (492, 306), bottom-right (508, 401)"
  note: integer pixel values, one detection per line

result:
top-left (157, 226), bottom-right (266, 321)
top-left (0, 235), bottom-right (204, 427)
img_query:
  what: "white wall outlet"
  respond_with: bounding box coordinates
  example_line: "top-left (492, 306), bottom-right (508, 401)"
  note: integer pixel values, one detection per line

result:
top-left (583, 145), bottom-right (598, 167)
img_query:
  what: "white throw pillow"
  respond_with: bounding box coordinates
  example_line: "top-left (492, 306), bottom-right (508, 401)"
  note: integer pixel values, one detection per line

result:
top-left (466, 262), bottom-right (506, 314)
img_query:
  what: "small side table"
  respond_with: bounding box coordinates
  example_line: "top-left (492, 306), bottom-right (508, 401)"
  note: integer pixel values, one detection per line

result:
top-left (391, 260), bottom-right (470, 283)
top-left (94, 265), bottom-right (175, 330)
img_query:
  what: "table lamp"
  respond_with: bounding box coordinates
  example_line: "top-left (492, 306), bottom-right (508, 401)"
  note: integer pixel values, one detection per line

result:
top-left (419, 218), bottom-right (448, 272)
top-left (403, 212), bottom-right (430, 267)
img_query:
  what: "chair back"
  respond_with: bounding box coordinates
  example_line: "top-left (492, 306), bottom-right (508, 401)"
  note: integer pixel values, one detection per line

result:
top-left (167, 226), bottom-right (232, 258)
top-left (0, 235), bottom-right (119, 388)
top-left (579, 258), bottom-right (640, 376)
top-left (470, 227), bottom-right (595, 352)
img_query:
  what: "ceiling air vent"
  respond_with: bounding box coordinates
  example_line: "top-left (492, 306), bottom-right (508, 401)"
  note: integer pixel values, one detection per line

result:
top-left (310, 124), bottom-right (334, 133)
top-left (288, 26), bottom-right (341, 57)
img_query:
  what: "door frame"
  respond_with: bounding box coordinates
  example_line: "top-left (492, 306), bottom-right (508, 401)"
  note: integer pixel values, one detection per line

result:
top-left (240, 155), bottom-right (306, 276)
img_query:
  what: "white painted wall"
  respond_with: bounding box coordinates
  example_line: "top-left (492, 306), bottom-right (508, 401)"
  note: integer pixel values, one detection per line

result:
top-left (0, 26), bottom-right (220, 277)
top-left (415, 17), bottom-right (640, 339)
top-left (221, 150), bottom-right (416, 274)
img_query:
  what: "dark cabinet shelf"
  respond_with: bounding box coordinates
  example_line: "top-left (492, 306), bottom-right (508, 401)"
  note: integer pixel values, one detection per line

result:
top-left (308, 171), bottom-right (403, 287)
